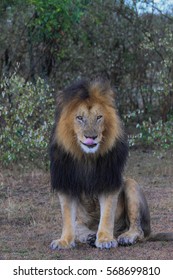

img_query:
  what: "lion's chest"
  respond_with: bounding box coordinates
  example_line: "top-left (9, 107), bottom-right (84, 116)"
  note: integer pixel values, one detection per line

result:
top-left (50, 144), bottom-right (126, 197)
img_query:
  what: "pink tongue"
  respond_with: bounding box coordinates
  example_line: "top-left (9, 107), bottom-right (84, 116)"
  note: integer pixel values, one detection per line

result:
top-left (84, 138), bottom-right (95, 145)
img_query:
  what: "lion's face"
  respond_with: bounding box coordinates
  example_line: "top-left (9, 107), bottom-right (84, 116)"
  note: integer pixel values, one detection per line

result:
top-left (55, 81), bottom-right (123, 159)
top-left (74, 103), bottom-right (104, 154)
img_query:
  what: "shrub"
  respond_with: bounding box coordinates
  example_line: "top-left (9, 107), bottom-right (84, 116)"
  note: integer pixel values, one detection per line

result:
top-left (0, 73), bottom-right (55, 166)
top-left (126, 114), bottom-right (173, 149)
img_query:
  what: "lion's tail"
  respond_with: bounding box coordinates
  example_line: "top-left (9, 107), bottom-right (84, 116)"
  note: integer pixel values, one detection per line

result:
top-left (147, 232), bottom-right (173, 241)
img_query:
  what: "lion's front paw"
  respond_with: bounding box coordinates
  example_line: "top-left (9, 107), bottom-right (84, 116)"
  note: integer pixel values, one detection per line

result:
top-left (50, 239), bottom-right (75, 250)
top-left (117, 230), bottom-right (144, 246)
top-left (95, 232), bottom-right (118, 249)
top-left (95, 238), bottom-right (118, 249)
top-left (96, 239), bottom-right (118, 249)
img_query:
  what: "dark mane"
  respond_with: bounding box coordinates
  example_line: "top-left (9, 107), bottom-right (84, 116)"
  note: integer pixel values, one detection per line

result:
top-left (50, 136), bottom-right (128, 197)
top-left (55, 79), bottom-right (90, 121)
top-left (56, 79), bottom-right (115, 117)
top-left (61, 78), bottom-right (112, 103)
top-left (63, 79), bottom-right (90, 103)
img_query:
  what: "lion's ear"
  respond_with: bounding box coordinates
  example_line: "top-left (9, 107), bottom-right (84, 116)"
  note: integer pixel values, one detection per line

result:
top-left (101, 80), bottom-right (116, 104)
top-left (93, 79), bottom-right (115, 97)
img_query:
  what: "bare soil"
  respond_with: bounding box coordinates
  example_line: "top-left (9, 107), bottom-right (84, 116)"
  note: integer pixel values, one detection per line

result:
top-left (0, 149), bottom-right (173, 260)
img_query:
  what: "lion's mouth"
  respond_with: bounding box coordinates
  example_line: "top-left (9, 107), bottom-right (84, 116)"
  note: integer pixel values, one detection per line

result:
top-left (81, 142), bottom-right (97, 148)
top-left (80, 141), bottom-right (99, 153)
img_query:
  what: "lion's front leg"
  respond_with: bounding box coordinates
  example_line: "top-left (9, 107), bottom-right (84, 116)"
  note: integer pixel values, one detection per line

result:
top-left (50, 194), bottom-right (77, 250)
top-left (96, 192), bottom-right (119, 249)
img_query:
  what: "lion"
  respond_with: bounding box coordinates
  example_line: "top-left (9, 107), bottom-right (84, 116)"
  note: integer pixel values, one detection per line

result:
top-left (49, 79), bottom-right (173, 250)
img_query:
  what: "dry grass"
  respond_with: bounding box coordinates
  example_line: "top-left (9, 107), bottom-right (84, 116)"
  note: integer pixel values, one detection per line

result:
top-left (0, 149), bottom-right (173, 260)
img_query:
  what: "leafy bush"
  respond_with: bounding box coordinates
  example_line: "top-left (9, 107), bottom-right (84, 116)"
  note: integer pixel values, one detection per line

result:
top-left (0, 73), bottom-right (55, 166)
top-left (127, 115), bottom-right (173, 149)
top-left (29, 0), bottom-right (82, 42)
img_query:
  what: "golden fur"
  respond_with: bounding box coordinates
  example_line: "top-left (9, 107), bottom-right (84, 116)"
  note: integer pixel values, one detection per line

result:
top-left (55, 81), bottom-right (123, 159)
top-left (50, 79), bottom-right (173, 250)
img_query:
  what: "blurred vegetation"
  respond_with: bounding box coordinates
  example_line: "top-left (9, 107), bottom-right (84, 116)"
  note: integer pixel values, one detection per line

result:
top-left (0, 0), bottom-right (173, 166)
top-left (0, 71), bottom-right (54, 166)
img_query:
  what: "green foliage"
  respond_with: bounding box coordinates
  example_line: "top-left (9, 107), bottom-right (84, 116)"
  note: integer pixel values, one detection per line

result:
top-left (0, 73), bottom-right (55, 166)
top-left (29, 0), bottom-right (83, 42)
top-left (127, 115), bottom-right (173, 149)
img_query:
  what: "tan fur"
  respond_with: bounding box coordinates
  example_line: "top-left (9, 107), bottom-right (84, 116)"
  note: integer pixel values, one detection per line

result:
top-left (55, 85), bottom-right (122, 159)
top-left (116, 179), bottom-right (145, 244)
top-left (51, 194), bottom-right (76, 249)
top-left (96, 193), bottom-right (119, 248)
top-left (75, 178), bottom-right (147, 247)
top-left (51, 178), bottom-right (151, 249)
top-left (75, 177), bottom-right (173, 247)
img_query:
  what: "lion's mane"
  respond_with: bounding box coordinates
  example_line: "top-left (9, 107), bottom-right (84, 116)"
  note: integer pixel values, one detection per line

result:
top-left (50, 80), bottom-right (128, 197)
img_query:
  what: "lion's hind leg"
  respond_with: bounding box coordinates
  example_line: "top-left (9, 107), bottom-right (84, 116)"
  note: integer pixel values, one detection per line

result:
top-left (76, 197), bottom-right (99, 246)
top-left (117, 178), bottom-right (150, 246)
top-left (76, 222), bottom-right (96, 244)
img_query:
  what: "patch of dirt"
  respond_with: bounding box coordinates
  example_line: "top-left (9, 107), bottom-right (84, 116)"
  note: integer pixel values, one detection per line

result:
top-left (0, 149), bottom-right (173, 260)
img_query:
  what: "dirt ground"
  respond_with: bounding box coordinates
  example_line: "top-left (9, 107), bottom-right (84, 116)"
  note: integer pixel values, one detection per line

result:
top-left (0, 149), bottom-right (173, 260)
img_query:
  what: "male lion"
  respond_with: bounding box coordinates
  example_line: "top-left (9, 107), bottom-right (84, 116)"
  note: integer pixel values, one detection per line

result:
top-left (50, 79), bottom-right (173, 249)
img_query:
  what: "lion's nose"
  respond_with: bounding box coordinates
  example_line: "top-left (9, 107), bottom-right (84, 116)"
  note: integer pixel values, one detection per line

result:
top-left (84, 135), bottom-right (98, 140)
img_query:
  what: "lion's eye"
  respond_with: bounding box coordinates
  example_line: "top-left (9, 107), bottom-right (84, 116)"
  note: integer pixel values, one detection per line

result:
top-left (76, 116), bottom-right (84, 122)
top-left (97, 115), bottom-right (103, 120)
